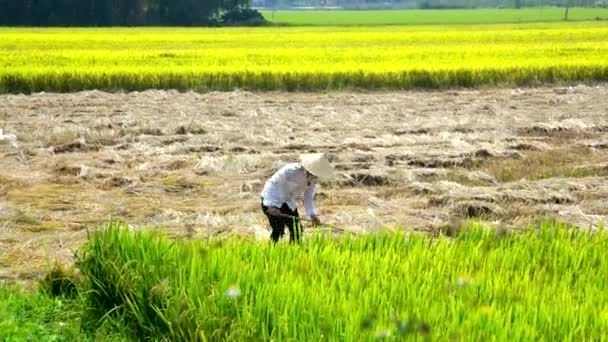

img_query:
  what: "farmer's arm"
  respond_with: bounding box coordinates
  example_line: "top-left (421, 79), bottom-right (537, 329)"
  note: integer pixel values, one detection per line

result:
top-left (304, 183), bottom-right (321, 225)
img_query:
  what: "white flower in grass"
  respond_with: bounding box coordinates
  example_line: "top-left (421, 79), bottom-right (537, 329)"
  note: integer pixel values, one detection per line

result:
top-left (374, 328), bottom-right (392, 339)
top-left (225, 285), bottom-right (241, 298)
top-left (456, 275), bottom-right (474, 287)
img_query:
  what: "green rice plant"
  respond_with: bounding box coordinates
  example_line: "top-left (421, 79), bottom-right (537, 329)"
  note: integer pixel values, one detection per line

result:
top-left (0, 22), bottom-right (607, 92)
top-left (76, 220), bottom-right (608, 341)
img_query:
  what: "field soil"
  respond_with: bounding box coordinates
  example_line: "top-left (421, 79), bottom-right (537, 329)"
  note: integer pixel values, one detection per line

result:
top-left (1, 85), bottom-right (608, 282)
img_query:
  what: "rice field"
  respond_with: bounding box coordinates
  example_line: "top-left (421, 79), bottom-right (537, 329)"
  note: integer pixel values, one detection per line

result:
top-left (37, 220), bottom-right (601, 340)
top-left (2, 9), bottom-right (608, 340)
top-left (262, 8), bottom-right (608, 26)
top-left (1, 21), bottom-right (608, 93)
top-left (2, 85), bottom-right (608, 283)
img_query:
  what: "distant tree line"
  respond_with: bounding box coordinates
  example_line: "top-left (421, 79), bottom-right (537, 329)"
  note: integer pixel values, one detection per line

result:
top-left (0, 0), bottom-right (265, 26)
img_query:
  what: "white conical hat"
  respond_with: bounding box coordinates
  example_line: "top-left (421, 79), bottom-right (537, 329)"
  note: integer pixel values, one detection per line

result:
top-left (300, 153), bottom-right (335, 179)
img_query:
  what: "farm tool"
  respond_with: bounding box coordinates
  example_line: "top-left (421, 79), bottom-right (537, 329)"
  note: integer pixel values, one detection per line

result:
top-left (269, 212), bottom-right (347, 235)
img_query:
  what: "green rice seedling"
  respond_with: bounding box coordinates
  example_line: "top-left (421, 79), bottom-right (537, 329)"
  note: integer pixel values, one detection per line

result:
top-left (75, 220), bottom-right (608, 341)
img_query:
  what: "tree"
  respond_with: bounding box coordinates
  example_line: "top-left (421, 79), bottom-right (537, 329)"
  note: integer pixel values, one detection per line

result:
top-left (0, 0), bottom-right (250, 26)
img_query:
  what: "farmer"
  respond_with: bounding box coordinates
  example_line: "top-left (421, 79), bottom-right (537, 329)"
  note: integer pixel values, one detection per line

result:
top-left (261, 153), bottom-right (335, 243)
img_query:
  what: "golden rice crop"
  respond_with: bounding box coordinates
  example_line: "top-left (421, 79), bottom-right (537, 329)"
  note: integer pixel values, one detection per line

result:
top-left (0, 22), bottom-right (607, 92)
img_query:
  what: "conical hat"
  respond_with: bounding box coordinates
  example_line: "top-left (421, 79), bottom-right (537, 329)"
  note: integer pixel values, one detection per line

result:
top-left (300, 153), bottom-right (335, 179)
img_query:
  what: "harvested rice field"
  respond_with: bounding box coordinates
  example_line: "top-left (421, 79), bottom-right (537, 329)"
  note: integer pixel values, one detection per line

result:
top-left (1, 85), bottom-right (607, 282)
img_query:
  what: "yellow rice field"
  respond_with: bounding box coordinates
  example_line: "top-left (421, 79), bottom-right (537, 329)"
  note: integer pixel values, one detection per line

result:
top-left (1, 22), bottom-right (608, 92)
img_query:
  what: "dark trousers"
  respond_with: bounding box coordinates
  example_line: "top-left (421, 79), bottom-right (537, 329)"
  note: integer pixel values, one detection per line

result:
top-left (261, 201), bottom-right (303, 243)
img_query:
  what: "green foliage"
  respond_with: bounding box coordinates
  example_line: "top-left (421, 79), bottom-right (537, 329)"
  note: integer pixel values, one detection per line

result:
top-left (75, 220), bottom-right (608, 341)
top-left (0, 0), bottom-right (251, 26)
top-left (221, 7), bottom-right (267, 26)
top-left (0, 21), bottom-right (607, 93)
top-left (0, 287), bottom-right (84, 341)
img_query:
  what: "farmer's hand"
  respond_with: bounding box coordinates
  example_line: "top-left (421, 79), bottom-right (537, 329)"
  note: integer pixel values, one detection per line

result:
top-left (267, 207), bottom-right (283, 217)
top-left (311, 216), bottom-right (322, 226)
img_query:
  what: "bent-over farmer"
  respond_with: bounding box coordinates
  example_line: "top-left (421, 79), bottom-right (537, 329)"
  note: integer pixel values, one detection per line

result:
top-left (261, 153), bottom-right (335, 243)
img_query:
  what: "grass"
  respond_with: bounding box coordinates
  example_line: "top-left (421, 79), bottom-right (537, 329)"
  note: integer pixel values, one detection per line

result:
top-left (0, 260), bottom-right (132, 341)
top-left (0, 286), bottom-right (84, 341)
top-left (0, 284), bottom-right (133, 341)
top-left (0, 21), bottom-right (607, 92)
top-left (69, 220), bottom-right (608, 341)
top-left (262, 8), bottom-right (608, 26)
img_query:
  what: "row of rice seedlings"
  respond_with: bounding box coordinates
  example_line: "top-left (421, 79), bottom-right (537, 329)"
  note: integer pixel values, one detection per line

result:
top-left (1, 23), bottom-right (607, 92)
top-left (76, 221), bottom-right (608, 341)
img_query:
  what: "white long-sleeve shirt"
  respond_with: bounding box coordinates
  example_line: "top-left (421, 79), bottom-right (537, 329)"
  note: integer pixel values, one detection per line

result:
top-left (261, 163), bottom-right (317, 218)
